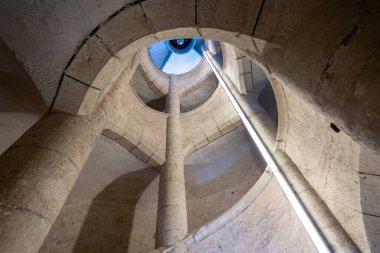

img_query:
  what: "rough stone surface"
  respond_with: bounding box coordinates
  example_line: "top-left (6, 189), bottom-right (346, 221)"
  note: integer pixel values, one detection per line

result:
top-left (39, 135), bottom-right (159, 253)
top-left (261, 0), bottom-right (380, 151)
top-left (96, 4), bottom-right (154, 55)
top-left (65, 36), bottom-right (112, 85)
top-left (0, 1), bottom-right (379, 252)
top-left (188, 179), bottom-right (317, 253)
top-left (253, 0), bottom-right (322, 44)
top-left (53, 75), bottom-right (100, 115)
top-left (142, 0), bottom-right (195, 34)
top-left (1, 0), bottom-right (379, 156)
top-left (39, 126), bottom-right (267, 253)
top-left (0, 113), bottom-right (103, 253)
top-left (156, 76), bottom-right (188, 248)
top-left (359, 145), bottom-right (380, 252)
top-left (185, 126), bottom-right (265, 231)
top-left (0, 0), bottom-right (132, 105)
top-left (282, 84), bottom-right (369, 251)
top-left (197, 0), bottom-right (262, 35)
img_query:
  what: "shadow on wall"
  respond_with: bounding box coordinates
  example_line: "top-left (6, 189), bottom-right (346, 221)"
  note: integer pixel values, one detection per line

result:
top-left (359, 148), bottom-right (380, 252)
top-left (0, 39), bottom-right (46, 154)
top-left (242, 59), bottom-right (278, 125)
top-left (0, 39), bottom-right (46, 114)
top-left (258, 84), bottom-right (278, 124)
top-left (72, 168), bottom-right (158, 253)
top-left (185, 127), bottom-right (266, 231)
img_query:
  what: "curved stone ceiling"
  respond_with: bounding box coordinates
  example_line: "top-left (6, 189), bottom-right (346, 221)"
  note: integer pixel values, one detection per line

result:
top-left (132, 41), bottom-right (219, 113)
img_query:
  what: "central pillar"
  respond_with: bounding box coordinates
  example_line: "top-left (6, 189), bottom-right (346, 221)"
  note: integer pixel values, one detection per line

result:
top-left (156, 75), bottom-right (188, 249)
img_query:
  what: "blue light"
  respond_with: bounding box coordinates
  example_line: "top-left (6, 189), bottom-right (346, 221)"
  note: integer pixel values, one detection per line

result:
top-left (165, 39), bottom-right (196, 55)
top-left (149, 39), bottom-right (205, 75)
top-left (162, 49), bottom-right (201, 75)
top-left (177, 39), bottom-right (185, 45)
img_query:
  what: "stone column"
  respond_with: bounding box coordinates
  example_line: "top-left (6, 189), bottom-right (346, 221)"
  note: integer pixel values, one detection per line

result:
top-left (156, 75), bottom-right (188, 249)
top-left (0, 112), bottom-right (104, 253)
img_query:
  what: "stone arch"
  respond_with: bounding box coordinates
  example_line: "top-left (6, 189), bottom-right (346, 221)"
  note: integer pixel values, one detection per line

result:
top-left (137, 47), bottom-right (213, 97)
top-left (50, 0), bottom-right (288, 159)
top-left (47, 1), bottom-right (380, 251)
top-left (51, 1), bottom-right (271, 116)
top-left (50, 0), bottom-right (380, 149)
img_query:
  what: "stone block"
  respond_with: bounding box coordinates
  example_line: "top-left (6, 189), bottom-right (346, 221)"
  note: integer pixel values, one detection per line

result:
top-left (150, 152), bottom-right (165, 166)
top-left (243, 72), bottom-right (254, 92)
top-left (147, 156), bottom-right (161, 168)
top-left (54, 75), bottom-right (100, 115)
top-left (199, 28), bottom-right (255, 51)
top-left (120, 131), bottom-right (141, 150)
top-left (0, 146), bottom-right (78, 217)
top-left (96, 5), bottom-right (153, 55)
top-left (91, 56), bottom-right (126, 90)
top-left (12, 114), bottom-right (100, 168)
top-left (0, 203), bottom-right (50, 253)
top-left (198, 0), bottom-right (262, 34)
top-left (253, 0), bottom-right (321, 44)
top-left (132, 142), bottom-right (154, 163)
top-left (182, 139), bottom-right (196, 157)
top-left (218, 121), bottom-right (236, 135)
top-left (115, 137), bottom-right (136, 151)
top-left (241, 57), bottom-right (252, 73)
top-left (203, 124), bottom-right (222, 142)
top-left (142, 0), bottom-right (196, 36)
top-left (148, 154), bottom-right (164, 169)
top-left (65, 36), bottom-right (112, 85)
top-left (102, 129), bottom-right (122, 140)
top-left (230, 115), bottom-right (243, 127)
top-left (155, 28), bottom-right (201, 42)
top-left (192, 132), bottom-right (209, 150)
top-left (77, 86), bottom-right (101, 116)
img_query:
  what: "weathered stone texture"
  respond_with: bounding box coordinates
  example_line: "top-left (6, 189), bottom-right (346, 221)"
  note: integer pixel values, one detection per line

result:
top-left (263, 0), bottom-right (380, 151)
top-left (142, 0), bottom-right (195, 33)
top-left (0, 1), bottom-right (379, 253)
top-left (0, 113), bottom-right (103, 253)
top-left (54, 75), bottom-right (100, 115)
top-left (65, 36), bottom-right (112, 85)
top-left (96, 4), bottom-right (153, 55)
top-left (282, 83), bottom-right (369, 251)
top-left (39, 135), bottom-right (160, 253)
top-left (197, 0), bottom-right (262, 35)
top-left (253, 0), bottom-right (322, 44)
top-left (185, 126), bottom-right (265, 231)
top-left (188, 179), bottom-right (317, 253)
top-left (156, 76), bottom-right (188, 248)
top-left (0, 0), bottom-right (130, 105)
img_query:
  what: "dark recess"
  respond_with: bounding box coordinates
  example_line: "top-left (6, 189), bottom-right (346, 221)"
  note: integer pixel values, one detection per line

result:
top-left (330, 123), bottom-right (340, 133)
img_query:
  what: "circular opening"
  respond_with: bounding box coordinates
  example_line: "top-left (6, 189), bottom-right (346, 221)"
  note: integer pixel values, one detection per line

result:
top-left (149, 38), bottom-right (204, 75)
top-left (176, 39), bottom-right (185, 45)
top-left (166, 39), bottom-right (195, 54)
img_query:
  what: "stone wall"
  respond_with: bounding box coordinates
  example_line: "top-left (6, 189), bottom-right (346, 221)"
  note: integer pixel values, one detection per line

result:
top-left (282, 84), bottom-right (370, 251)
top-left (0, 39), bottom-right (46, 154)
top-left (188, 179), bottom-right (317, 253)
top-left (39, 126), bottom-right (267, 253)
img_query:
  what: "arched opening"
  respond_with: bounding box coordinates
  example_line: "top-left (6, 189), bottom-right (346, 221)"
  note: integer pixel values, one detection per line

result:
top-left (43, 27), bottom-right (287, 251)
top-left (45, 16), bottom-right (373, 249)
top-left (1, 1), bottom-right (378, 252)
